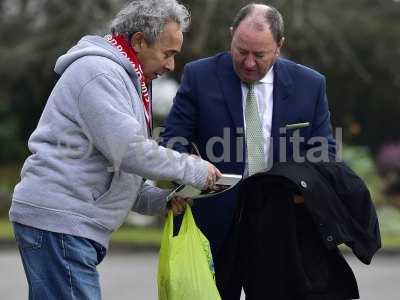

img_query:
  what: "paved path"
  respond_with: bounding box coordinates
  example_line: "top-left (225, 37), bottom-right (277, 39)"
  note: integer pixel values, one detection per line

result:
top-left (1, 250), bottom-right (399, 299)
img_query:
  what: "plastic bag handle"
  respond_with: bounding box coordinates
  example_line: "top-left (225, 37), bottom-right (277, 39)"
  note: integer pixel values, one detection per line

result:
top-left (162, 206), bottom-right (196, 241)
top-left (177, 205), bottom-right (195, 236)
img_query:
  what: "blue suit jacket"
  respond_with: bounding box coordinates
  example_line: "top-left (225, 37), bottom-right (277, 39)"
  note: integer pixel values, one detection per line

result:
top-left (161, 52), bottom-right (336, 256)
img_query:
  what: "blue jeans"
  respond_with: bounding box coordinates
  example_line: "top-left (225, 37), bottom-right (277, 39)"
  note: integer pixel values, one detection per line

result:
top-left (13, 222), bottom-right (106, 300)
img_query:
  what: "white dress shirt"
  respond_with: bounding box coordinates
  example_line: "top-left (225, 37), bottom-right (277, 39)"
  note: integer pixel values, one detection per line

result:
top-left (241, 66), bottom-right (274, 166)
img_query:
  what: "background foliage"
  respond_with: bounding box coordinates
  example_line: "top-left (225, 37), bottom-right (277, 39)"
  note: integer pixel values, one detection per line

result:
top-left (0, 0), bottom-right (399, 218)
top-left (1, 0), bottom-right (399, 162)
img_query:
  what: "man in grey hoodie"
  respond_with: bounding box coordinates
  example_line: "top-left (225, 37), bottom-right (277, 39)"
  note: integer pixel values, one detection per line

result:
top-left (9, 1), bottom-right (220, 299)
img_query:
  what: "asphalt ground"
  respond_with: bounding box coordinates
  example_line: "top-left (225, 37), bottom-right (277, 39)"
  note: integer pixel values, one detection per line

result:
top-left (1, 250), bottom-right (399, 299)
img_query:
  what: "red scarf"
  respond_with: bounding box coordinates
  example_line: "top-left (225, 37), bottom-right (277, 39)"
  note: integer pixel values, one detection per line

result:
top-left (105, 34), bottom-right (152, 132)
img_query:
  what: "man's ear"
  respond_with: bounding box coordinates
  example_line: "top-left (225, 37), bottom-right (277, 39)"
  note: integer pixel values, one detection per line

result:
top-left (130, 32), bottom-right (146, 53)
top-left (276, 37), bottom-right (285, 56)
top-left (278, 37), bottom-right (285, 50)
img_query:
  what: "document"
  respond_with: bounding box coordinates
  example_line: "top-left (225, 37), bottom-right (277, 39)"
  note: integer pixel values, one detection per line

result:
top-left (167, 173), bottom-right (242, 201)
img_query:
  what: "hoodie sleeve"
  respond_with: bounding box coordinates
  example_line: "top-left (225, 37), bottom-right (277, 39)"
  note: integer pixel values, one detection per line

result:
top-left (132, 181), bottom-right (170, 216)
top-left (76, 72), bottom-right (209, 189)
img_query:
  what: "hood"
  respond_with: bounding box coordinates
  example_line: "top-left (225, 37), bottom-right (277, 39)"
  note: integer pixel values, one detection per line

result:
top-left (54, 35), bottom-right (136, 77)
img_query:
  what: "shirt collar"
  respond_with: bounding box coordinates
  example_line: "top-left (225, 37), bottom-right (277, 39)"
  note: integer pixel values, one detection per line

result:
top-left (259, 66), bottom-right (274, 84)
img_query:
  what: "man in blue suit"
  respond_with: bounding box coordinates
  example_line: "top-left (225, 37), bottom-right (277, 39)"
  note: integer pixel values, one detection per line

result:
top-left (161, 3), bottom-right (336, 270)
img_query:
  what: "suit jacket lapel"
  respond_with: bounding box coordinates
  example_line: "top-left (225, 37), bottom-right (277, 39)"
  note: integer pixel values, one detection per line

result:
top-left (271, 59), bottom-right (294, 160)
top-left (217, 52), bottom-right (244, 130)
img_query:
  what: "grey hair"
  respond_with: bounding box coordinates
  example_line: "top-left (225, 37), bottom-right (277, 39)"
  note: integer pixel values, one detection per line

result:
top-left (231, 3), bottom-right (284, 43)
top-left (109, 0), bottom-right (190, 44)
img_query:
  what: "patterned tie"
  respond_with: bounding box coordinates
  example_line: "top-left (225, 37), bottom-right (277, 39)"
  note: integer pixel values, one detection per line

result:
top-left (245, 83), bottom-right (266, 176)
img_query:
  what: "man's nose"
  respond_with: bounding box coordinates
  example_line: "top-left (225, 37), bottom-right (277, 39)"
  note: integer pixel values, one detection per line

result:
top-left (165, 57), bottom-right (175, 72)
top-left (244, 55), bottom-right (256, 68)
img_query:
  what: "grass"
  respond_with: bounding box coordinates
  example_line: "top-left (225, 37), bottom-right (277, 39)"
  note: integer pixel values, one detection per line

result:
top-left (0, 218), bottom-right (14, 241)
top-left (0, 163), bottom-right (21, 194)
top-left (382, 235), bottom-right (400, 249)
top-left (110, 226), bottom-right (162, 246)
top-left (0, 218), bottom-right (162, 247)
top-left (1, 216), bottom-right (400, 251)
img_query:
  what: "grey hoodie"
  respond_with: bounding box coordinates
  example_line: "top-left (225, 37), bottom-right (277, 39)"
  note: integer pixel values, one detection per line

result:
top-left (9, 35), bottom-right (209, 248)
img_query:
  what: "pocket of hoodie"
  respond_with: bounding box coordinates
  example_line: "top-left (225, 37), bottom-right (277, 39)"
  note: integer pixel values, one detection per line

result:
top-left (92, 172), bottom-right (118, 203)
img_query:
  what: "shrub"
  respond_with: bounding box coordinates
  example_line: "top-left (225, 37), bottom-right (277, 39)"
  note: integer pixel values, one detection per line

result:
top-left (377, 143), bottom-right (400, 195)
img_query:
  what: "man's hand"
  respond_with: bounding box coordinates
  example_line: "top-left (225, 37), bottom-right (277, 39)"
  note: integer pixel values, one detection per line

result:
top-left (205, 163), bottom-right (222, 190)
top-left (190, 154), bottom-right (222, 190)
top-left (168, 196), bottom-right (193, 215)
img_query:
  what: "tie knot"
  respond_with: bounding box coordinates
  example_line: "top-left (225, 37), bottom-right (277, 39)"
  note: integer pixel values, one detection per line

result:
top-left (246, 83), bottom-right (255, 91)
